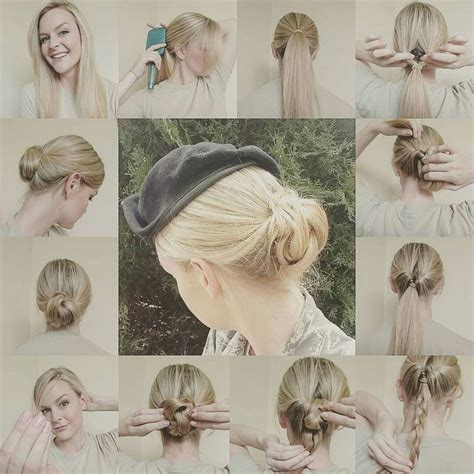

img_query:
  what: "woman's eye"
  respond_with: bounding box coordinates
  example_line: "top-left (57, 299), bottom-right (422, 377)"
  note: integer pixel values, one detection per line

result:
top-left (59, 30), bottom-right (69, 36)
top-left (59, 400), bottom-right (69, 408)
top-left (40, 37), bottom-right (49, 45)
top-left (41, 408), bottom-right (50, 415)
top-left (89, 196), bottom-right (94, 202)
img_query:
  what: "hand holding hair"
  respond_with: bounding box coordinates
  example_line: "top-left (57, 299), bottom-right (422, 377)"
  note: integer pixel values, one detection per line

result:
top-left (131, 43), bottom-right (166, 78)
top-left (357, 35), bottom-right (414, 67)
top-left (190, 399), bottom-right (229, 430)
top-left (421, 145), bottom-right (474, 190)
top-left (119, 408), bottom-right (170, 437)
top-left (421, 36), bottom-right (474, 69)
top-left (1, 411), bottom-right (59, 474)
top-left (320, 397), bottom-right (355, 429)
top-left (84, 394), bottom-right (118, 412)
top-left (263, 434), bottom-right (315, 472)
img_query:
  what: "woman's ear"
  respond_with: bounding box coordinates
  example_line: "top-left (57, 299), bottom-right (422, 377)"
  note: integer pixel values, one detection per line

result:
top-left (79, 394), bottom-right (88, 411)
top-left (64, 172), bottom-right (82, 198)
top-left (391, 161), bottom-right (401, 177)
top-left (190, 258), bottom-right (222, 299)
top-left (396, 378), bottom-right (405, 402)
top-left (278, 411), bottom-right (288, 429)
top-left (271, 42), bottom-right (279, 60)
top-left (390, 278), bottom-right (398, 294)
top-left (310, 45), bottom-right (320, 61)
top-left (174, 43), bottom-right (186, 61)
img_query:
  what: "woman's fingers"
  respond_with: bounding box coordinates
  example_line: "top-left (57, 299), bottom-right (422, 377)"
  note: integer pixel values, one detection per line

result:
top-left (439, 43), bottom-right (466, 55)
top-left (364, 39), bottom-right (387, 52)
top-left (379, 438), bottom-right (412, 468)
top-left (130, 412), bottom-right (167, 426)
top-left (266, 445), bottom-right (306, 461)
top-left (321, 411), bottom-right (355, 429)
top-left (23, 421), bottom-right (52, 474)
top-left (1, 411), bottom-right (34, 466)
top-left (130, 420), bottom-right (170, 435)
top-left (38, 429), bottom-right (52, 474)
top-left (421, 162), bottom-right (451, 173)
top-left (191, 411), bottom-right (229, 422)
top-left (130, 408), bottom-right (164, 418)
top-left (368, 440), bottom-right (411, 473)
top-left (372, 48), bottom-right (396, 59)
top-left (437, 144), bottom-right (456, 155)
top-left (447, 35), bottom-right (469, 45)
top-left (422, 171), bottom-right (450, 182)
top-left (146, 43), bottom-right (166, 52)
top-left (190, 420), bottom-right (229, 430)
top-left (268, 449), bottom-right (310, 471)
top-left (364, 34), bottom-right (382, 43)
top-left (194, 400), bottom-right (229, 412)
top-left (423, 51), bottom-right (458, 64)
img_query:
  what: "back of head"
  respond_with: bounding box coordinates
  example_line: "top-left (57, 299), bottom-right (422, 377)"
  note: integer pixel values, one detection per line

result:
top-left (33, 366), bottom-right (88, 410)
top-left (149, 364), bottom-right (215, 439)
top-left (390, 120), bottom-right (445, 192)
top-left (277, 357), bottom-right (350, 452)
top-left (399, 356), bottom-right (462, 468)
top-left (389, 243), bottom-right (444, 355)
top-left (157, 12), bottom-right (221, 84)
top-left (19, 134), bottom-right (105, 195)
top-left (273, 12), bottom-right (319, 118)
top-left (393, 2), bottom-right (448, 118)
top-left (36, 259), bottom-right (92, 330)
top-left (154, 166), bottom-right (328, 287)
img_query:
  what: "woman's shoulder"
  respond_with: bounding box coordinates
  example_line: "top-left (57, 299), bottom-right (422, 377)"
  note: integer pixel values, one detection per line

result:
top-left (0, 215), bottom-right (22, 236)
top-left (90, 429), bottom-right (118, 452)
top-left (238, 79), bottom-right (282, 118)
top-left (429, 79), bottom-right (473, 118)
top-left (316, 84), bottom-right (354, 118)
top-left (231, 453), bottom-right (266, 474)
top-left (423, 321), bottom-right (474, 355)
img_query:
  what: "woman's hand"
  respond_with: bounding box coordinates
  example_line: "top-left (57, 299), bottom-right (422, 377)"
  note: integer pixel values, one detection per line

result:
top-left (1, 411), bottom-right (58, 474)
top-left (367, 416), bottom-right (413, 474)
top-left (373, 119), bottom-right (422, 138)
top-left (358, 35), bottom-right (414, 67)
top-left (263, 435), bottom-right (315, 472)
top-left (421, 36), bottom-right (474, 69)
top-left (130, 44), bottom-right (166, 79)
top-left (191, 399), bottom-right (229, 430)
top-left (84, 394), bottom-right (118, 412)
top-left (119, 408), bottom-right (170, 437)
top-left (421, 145), bottom-right (474, 190)
top-left (321, 397), bottom-right (356, 429)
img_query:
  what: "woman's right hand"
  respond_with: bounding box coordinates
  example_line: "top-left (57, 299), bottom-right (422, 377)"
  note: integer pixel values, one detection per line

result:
top-left (262, 435), bottom-right (315, 472)
top-left (0, 411), bottom-right (58, 474)
top-left (130, 44), bottom-right (166, 79)
top-left (373, 119), bottom-right (422, 138)
top-left (118, 408), bottom-right (170, 437)
top-left (361, 34), bottom-right (415, 67)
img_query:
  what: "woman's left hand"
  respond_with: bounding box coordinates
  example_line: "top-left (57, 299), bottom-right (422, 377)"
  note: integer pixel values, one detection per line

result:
top-left (190, 399), bottom-right (229, 430)
top-left (421, 36), bottom-right (474, 69)
top-left (321, 397), bottom-right (356, 429)
top-left (84, 394), bottom-right (118, 412)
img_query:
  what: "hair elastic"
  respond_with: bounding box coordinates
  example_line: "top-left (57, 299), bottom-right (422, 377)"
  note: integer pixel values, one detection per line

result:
top-left (293, 29), bottom-right (303, 33)
top-left (411, 62), bottom-right (424, 71)
top-left (419, 370), bottom-right (429, 384)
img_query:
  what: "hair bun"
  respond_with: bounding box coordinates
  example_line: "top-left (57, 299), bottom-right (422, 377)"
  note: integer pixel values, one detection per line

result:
top-left (44, 292), bottom-right (79, 330)
top-left (303, 399), bottom-right (328, 432)
top-left (162, 397), bottom-right (195, 437)
top-left (19, 145), bottom-right (43, 183)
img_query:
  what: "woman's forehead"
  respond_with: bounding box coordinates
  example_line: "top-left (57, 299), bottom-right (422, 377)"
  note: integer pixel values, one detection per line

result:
top-left (40, 379), bottom-right (75, 404)
top-left (39, 8), bottom-right (77, 34)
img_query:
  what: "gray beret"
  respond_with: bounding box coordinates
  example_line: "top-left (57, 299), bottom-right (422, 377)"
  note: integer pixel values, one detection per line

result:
top-left (122, 142), bottom-right (281, 238)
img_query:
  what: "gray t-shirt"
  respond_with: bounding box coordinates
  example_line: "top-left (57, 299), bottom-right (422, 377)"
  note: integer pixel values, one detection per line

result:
top-left (231, 453), bottom-right (351, 474)
top-left (356, 60), bottom-right (474, 119)
top-left (356, 425), bottom-right (473, 473)
top-left (356, 182), bottom-right (473, 237)
top-left (119, 452), bottom-right (229, 473)
top-left (0, 214), bottom-right (68, 237)
top-left (203, 291), bottom-right (354, 356)
top-left (118, 61), bottom-right (233, 118)
top-left (238, 78), bottom-right (354, 118)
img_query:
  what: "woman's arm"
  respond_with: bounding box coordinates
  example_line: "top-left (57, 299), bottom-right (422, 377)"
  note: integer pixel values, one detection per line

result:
top-left (422, 36), bottom-right (474, 69)
top-left (118, 408), bottom-right (169, 437)
top-left (85, 394), bottom-right (118, 412)
top-left (218, 18), bottom-right (237, 69)
top-left (356, 35), bottom-right (414, 68)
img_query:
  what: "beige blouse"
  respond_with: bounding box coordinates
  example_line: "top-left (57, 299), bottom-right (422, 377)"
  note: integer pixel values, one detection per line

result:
top-left (203, 291), bottom-right (354, 356)
top-left (0, 214), bottom-right (68, 237)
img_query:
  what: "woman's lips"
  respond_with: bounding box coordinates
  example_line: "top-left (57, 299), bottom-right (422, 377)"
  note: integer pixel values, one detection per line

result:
top-left (51, 52), bottom-right (69, 60)
top-left (54, 424), bottom-right (69, 432)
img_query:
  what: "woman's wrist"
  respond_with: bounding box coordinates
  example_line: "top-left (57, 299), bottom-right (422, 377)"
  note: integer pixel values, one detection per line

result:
top-left (86, 395), bottom-right (118, 412)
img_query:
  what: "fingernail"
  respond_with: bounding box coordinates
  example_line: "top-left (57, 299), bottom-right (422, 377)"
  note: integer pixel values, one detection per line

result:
top-left (33, 415), bottom-right (45, 427)
top-left (190, 421), bottom-right (197, 426)
top-left (304, 451), bottom-right (310, 456)
top-left (321, 412), bottom-right (329, 419)
top-left (21, 411), bottom-right (33, 422)
top-left (43, 421), bottom-right (51, 433)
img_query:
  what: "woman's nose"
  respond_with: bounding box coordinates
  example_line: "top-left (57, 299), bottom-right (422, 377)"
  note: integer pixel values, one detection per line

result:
top-left (48, 35), bottom-right (60, 49)
top-left (50, 407), bottom-right (62, 422)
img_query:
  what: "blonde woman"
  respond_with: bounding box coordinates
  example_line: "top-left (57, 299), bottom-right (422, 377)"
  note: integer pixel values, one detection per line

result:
top-left (122, 142), bottom-right (354, 356)
top-left (14, 259), bottom-right (109, 355)
top-left (356, 1), bottom-right (474, 118)
top-left (1, 367), bottom-right (118, 473)
top-left (23, 0), bottom-right (118, 118)
top-left (119, 363), bottom-right (229, 473)
top-left (357, 356), bottom-right (473, 473)
top-left (358, 242), bottom-right (474, 356)
top-left (356, 120), bottom-right (474, 237)
top-left (239, 12), bottom-right (353, 119)
top-left (0, 134), bottom-right (104, 237)
top-left (118, 13), bottom-right (237, 118)
top-left (231, 357), bottom-right (354, 473)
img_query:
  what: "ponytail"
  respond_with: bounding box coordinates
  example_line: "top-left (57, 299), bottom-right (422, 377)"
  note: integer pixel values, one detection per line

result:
top-left (398, 61), bottom-right (432, 118)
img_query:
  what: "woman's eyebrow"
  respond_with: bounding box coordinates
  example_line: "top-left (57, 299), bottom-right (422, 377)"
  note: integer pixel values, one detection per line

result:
top-left (39, 393), bottom-right (68, 409)
top-left (39, 22), bottom-right (70, 36)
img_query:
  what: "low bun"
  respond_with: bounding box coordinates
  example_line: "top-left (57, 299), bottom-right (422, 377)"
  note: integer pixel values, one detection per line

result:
top-left (162, 397), bottom-right (196, 437)
top-left (44, 292), bottom-right (80, 330)
top-left (19, 146), bottom-right (42, 183)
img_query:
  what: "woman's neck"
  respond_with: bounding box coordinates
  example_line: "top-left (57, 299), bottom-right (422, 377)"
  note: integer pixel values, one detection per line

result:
top-left (306, 441), bottom-right (335, 470)
top-left (161, 436), bottom-right (201, 463)
top-left (401, 403), bottom-right (449, 437)
top-left (167, 60), bottom-right (198, 85)
top-left (228, 282), bottom-right (305, 355)
top-left (54, 427), bottom-right (86, 454)
top-left (399, 176), bottom-right (434, 205)
top-left (46, 324), bottom-right (80, 335)
top-left (59, 66), bottom-right (79, 94)
top-left (14, 193), bottom-right (62, 237)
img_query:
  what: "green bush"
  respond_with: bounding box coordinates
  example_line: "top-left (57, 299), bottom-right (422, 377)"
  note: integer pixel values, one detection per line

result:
top-left (119, 119), bottom-right (355, 355)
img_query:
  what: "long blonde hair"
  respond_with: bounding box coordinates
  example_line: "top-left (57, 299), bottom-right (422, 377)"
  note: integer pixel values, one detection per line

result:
top-left (393, 2), bottom-right (448, 118)
top-left (390, 120), bottom-right (445, 192)
top-left (37, 259), bottom-right (91, 330)
top-left (28, 1), bottom-right (109, 118)
top-left (149, 364), bottom-right (215, 439)
top-left (399, 356), bottom-right (462, 469)
top-left (155, 166), bottom-right (328, 288)
top-left (277, 357), bottom-right (350, 452)
top-left (157, 12), bottom-right (221, 84)
top-left (389, 243), bottom-right (444, 355)
top-left (19, 134), bottom-right (105, 195)
top-left (273, 12), bottom-right (320, 118)
top-left (33, 366), bottom-right (89, 412)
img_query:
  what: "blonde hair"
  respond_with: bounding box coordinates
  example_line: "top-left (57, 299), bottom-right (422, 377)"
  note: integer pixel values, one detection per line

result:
top-left (393, 2), bottom-right (448, 118)
top-left (389, 243), bottom-right (444, 355)
top-left (273, 12), bottom-right (320, 118)
top-left (28, 1), bottom-right (109, 118)
top-left (33, 367), bottom-right (89, 411)
top-left (277, 357), bottom-right (350, 452)
top-left (149, 364), bottom-right (215, 438)
top-left (37, 259), bottom-right (91, 330)
top-left (399, 356), bottom-right (462, 469)
top-left (390, 120), bottom-right (445, 192)
top-left (155, 166), bottom-right (328, 286)
top-left (157, 12), bottom-right (221, 84)
top-left (19, 134), bottom-right (105, 195)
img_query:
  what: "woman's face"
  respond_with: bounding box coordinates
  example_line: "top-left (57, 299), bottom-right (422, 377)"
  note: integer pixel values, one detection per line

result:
top-left (37, 380), bottom-right (86, 442)
top-left (182, 39), bottom-right (211, 76)
top-left (58, 183), bottom-right (97, 229)
top-left (38, 8), bottom-right (82, 76)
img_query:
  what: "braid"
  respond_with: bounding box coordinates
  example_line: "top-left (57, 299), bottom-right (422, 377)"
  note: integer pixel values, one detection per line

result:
top-left (411, 381), bottom-right (431, 467)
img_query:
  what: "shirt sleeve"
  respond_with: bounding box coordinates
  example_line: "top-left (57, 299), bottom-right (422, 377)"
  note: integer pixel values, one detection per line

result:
top-left (449, 201), bottom-right (474, 237)
top-left (355, 60), bottom-right (388, 118)
top-left (95, 430), bottom-right (118, 461)
top-left (231, 453), bottom-right (264, 474)
top-left (356, 179), bottom-right (381, 237)
top-left (207, 60), bottom-right (233, 92)
top-left (21, 83), bottom-right (38, 118)
top-left (118, 90), bottom-right (146, 118)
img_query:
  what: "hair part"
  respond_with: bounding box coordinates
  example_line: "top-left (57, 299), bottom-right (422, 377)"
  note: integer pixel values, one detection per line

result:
top-left (149, 364), bottom-right (215, 439)
top-left (273, 12), bottom-right (320, 118)
top-left (277, 357), bottom-right (350, 452)
top-left (388, 243), bottom-right (444, 355)
top-left (28, 1), bottom-right (109, 118)
top-left (393, 2), bottom-right (448, 118)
